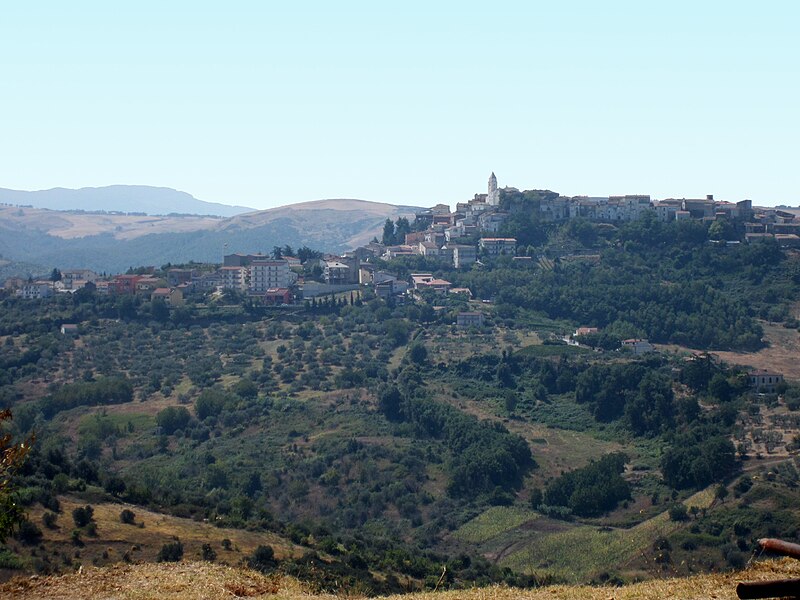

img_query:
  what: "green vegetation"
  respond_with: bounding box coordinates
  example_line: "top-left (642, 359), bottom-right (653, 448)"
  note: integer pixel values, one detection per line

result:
top-left (540, 453), bottom-right (630, 518)
top-left (2, 211), bottom-right (800, 588)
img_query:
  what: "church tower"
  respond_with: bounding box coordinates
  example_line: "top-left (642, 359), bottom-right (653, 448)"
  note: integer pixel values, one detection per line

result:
top-left (487, 172), bottom-right (499, 206)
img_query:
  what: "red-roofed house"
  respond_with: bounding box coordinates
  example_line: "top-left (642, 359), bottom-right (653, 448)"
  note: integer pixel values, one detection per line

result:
top-left (151, 287), bottom-right (184, 307)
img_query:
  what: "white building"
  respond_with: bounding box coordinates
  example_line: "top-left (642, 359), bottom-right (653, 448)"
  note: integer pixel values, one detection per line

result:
top-left (450, 244), bottom-right (477, 268)
top-left (16, 281), bottom-right (54, 299)
top-left (479, 237), bottom-right (517, 257)
top-left (249, 260), bottom-right (296, 293)
top-left (621, 339), bottom-right (654, 355)
top-left (219, 266), bottom-right (248, 291)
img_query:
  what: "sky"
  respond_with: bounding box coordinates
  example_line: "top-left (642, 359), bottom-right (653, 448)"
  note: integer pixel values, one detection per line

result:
top-left (1, 1), bottom-right (798, 210)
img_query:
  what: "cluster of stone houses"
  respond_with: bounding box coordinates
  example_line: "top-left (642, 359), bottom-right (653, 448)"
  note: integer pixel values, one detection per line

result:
top-left (6, 172), bottom-right (799, 303)
top-left (405, 173), bottom-right (800, 257)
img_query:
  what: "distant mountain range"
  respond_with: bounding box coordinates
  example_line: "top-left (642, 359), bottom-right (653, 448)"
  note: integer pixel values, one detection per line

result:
top-left (0, 185), bottom-right (255, 217)
top-left (0, 198), bottom-right (422, 276)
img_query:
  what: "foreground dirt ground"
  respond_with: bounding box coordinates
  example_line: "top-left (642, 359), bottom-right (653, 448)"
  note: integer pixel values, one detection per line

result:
top-left (2, 558), bottom-right (800, 600)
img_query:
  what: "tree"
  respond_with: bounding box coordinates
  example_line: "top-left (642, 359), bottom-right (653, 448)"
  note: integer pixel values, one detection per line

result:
top-left (0, 409), bottom-right (34, 542)
top-left (715, 483), bottom-right (729, 503)
top-left (72, 505), bottom-right (94, 528)
top-left (15, 519), bottom-right (42, 544)
top-left (378, 385), bottom-right (404, 422)
top-left (156, 406), bottom-right (191, 435)
top-left (151, 298), bottom-right (169, 322)
top-left (395, 217), bottom-right (411, 242)
top-left (272, 246), bottom-right (283, 259)
top-left (709, 218), bottom-right (735, 241)
top-left (50, 268), bottom-right (62, 282)
top-left (382, 218), bottom-right (396, 246)
top-left (408, 343), bottom-right (428, 366)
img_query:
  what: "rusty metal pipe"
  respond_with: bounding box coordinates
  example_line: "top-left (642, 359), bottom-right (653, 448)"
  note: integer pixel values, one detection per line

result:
top-left (757, 538), bottom-right (800, 560)
top-left (737, 578), bottom-right (800, 599)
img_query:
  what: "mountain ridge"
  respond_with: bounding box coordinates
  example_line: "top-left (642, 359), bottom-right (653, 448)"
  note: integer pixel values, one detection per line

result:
top-left (0, 198), bottom-right (422, 274)
top-left (0, 185), bottom-right (256, 217)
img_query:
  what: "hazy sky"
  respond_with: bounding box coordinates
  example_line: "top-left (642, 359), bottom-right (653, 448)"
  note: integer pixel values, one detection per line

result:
top-left (1, 2), bottom-right (797, 209)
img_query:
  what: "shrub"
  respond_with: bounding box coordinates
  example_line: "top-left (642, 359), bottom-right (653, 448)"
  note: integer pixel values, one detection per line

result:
top-left (248, 545), bottom-right (276, 572)
top-left (669, 503), bottom-right (689, 522)
top-left (157, 540), bottom-right (184, 562)
top-left (120, 509), bottom-right (136, 525)
top-left (72, 505), bottom-right (94, 528)
top-left (42, 512), bottom-right (58, 529)
top-left (16, 520), bottom-right (43, 544)
top-left (156, 406), bottom-right (191, 435)
top-left (201, 543), bottom-right (217, 561)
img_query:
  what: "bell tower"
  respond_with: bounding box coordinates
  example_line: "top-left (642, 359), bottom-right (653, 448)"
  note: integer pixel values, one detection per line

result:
top-left (487, 172), bottom-right (499, 205)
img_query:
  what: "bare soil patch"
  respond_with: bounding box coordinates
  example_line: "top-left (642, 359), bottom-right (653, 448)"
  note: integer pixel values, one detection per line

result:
top-left (659, 321), bottom-right (800, 380)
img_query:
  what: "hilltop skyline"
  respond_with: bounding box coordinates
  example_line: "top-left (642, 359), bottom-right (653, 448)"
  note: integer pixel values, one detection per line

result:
top-left (1, 2), bottom-right (798, 209)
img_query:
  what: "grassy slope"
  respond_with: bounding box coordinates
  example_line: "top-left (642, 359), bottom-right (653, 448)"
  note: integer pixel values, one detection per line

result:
top-left (4, 495), bottom-right (303, 573)
top-left (451, 489), bottom-right (717, 583)
top-left (3, 557), bottom-right (800, 600)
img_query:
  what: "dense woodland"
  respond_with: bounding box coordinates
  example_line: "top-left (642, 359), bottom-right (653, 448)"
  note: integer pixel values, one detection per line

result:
top-left (2, 208), bottom-right (800, 590)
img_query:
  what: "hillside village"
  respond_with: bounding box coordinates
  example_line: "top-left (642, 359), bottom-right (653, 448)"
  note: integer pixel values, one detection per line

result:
top-left (5, 173), bottom-right (799, 307)
top-left (3, 174), bottom-right (800, 591)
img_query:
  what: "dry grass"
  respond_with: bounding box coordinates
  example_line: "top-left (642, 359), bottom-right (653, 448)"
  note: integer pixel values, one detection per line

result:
top-left (442, 394), bottom-right (623, 482)
top-left (0, 206), bottom-right (220, 240)
top-left (27, 496), bottom-right (301, 565)
top-left (3, 557), bottom-right (800, 600)
top-left (658, 320), bottom-right (800, 380)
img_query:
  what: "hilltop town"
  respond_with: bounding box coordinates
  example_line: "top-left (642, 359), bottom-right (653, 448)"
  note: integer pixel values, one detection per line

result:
top-left (5, 173), bottom-right (798, 306)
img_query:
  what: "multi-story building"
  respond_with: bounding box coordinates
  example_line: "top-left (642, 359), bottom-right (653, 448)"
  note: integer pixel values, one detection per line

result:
top-left (112, 274), bottom-right (143, 295)
top-left (167, 269), bottom-right (195, 286)
top-left (223, 253), bottom-right (271, 267)
top-left (323, 260), bottom-right (351, 285)
top-left (219, 266), bottom-right (248, 291)
top-left (479, 237), bottom-right (517, 257)
top-left (450, 244), bottom-right (477, 268)
top-left (16, 281), bottom-right (54, 299)
top-left (249, 260), bottom-right (295, 293)
top-left (749, 369), bottom-right (784, 393)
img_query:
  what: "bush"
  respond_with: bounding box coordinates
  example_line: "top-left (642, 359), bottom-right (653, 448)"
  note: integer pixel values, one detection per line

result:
top-left (16, 520), bottom-right (42, 544)
top-left (669, 503), bottom-right (689, 522)
top-left (157, 540), bottom-right (184, 562)
top-left (120, 509), bottom-right (136, 525)
top-left (248, 545), bottom-right (276, 572)
top-left (156, 406), bottom-right (191, 435)
top-left (42, 512), bottom-right (58, 529)
top-left (72, 505), bottom-right (94, 528)
top-left (201, 543), bottom-right (217, 561)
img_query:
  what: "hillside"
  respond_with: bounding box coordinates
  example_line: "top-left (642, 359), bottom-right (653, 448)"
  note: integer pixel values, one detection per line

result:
top-left (3, 212), bottom-right (800, 592)
top-left (0, 199), bottom-right (420, 274)
top-left (0, 185), bottom-right (255, 217)
top-left (3, 558), bottom-right (800, 599)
